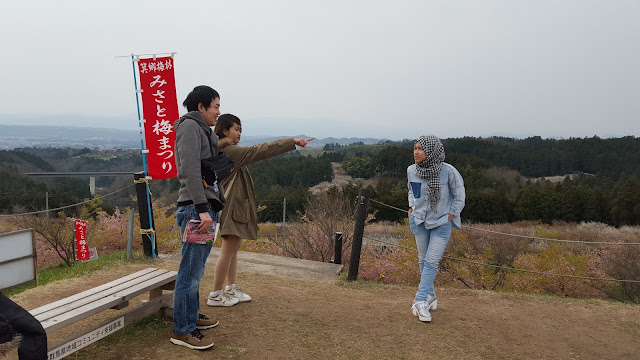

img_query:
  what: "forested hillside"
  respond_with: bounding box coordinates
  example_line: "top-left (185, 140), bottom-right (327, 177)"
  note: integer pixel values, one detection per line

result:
top-left (249, 151), bottom-right (334, 222)
top-left (0, 163), bottom-right (90, 214)
top-left (1, 136), bottom-right (638, 226)
top-left (321, 136), bottom-right (640, 226)
top-left (0, 148), bottom-right (140, 214)
top-left (445, 136), bottom-right (640, 177)
top-left (0, 149), bottom-right (55, 172)
top-left (327, 136), bottom-right (640, 178)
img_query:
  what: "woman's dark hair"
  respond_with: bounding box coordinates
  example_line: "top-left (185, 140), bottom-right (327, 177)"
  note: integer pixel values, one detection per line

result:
top-left (182, 85), bottom-right (220, 112)
top-left (214, 114), bottom-right (242, 139)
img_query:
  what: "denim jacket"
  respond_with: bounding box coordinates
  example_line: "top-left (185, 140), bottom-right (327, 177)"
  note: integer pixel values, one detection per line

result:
top-left (407, 163), bottom-right (465, 229)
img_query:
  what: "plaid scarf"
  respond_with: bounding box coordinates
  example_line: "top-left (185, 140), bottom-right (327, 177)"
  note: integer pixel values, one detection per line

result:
top-left (415, 135), bottom-right (445, 211)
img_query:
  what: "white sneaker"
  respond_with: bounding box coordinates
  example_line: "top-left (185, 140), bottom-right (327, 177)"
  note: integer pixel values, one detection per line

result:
top-left (411, 301), bottom-right (432, 322)
top-left (225, 284), bottom-right (252, 302)
top-left (207, 290), bottom-right (240, 307)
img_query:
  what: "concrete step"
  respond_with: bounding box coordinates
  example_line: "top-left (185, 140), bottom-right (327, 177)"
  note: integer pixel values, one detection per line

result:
top-left (162, 248), bottom-right (344, 282)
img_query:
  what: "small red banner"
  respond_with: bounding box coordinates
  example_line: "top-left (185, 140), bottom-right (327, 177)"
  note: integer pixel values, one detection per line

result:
top-left (74, 219), bottom-right (90, 261)
top-left (137, 56), bottom-right (179, 179)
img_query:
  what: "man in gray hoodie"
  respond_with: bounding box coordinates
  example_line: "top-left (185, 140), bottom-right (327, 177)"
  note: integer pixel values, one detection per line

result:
top-left (170, 85), bottom-right (224, 350)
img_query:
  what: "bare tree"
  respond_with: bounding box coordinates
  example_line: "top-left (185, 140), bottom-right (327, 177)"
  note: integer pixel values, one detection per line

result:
top-left (271, 192), bottom-right (356, 262)
top-left (22, 215), bottom-right (75, 267)
top-left (606, 245), bottom-right (640, 303)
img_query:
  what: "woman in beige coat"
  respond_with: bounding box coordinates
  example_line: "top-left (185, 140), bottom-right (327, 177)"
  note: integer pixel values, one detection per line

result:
top-left (207, 114), bottom-right (313, 306)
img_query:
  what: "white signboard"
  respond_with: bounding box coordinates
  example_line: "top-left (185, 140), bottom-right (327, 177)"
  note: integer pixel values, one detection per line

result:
top-left (87, 247), bottom-right (98, 261)
top-left (0, 229), bottom-right (36, 290)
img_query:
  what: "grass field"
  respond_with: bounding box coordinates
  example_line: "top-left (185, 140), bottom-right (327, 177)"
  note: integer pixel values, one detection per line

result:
top-left (7, 257), bottom-right (640, 360)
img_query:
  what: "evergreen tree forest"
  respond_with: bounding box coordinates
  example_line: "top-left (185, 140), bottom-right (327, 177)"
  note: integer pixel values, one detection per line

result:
top-left (1, 136), bottom-right (639, 227)
top-left (329, 136), bottom-right (640, 226)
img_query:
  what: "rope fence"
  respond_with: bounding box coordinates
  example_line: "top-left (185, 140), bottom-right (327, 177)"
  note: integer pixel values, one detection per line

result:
top-left (0, 184), bottom-right (136, 218)
top-left (1, 188), bottom-right (637, 284)
top-left (368, 198), bottom-right (640, 246)
top-left (361, 235), bottom-right (640, 284)
top-left (148, 182), bottom-right (178, 205)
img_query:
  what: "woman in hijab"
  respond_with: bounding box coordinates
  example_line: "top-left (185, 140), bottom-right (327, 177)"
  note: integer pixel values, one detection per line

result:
top-left (407, 135), bottom-right (465, 322)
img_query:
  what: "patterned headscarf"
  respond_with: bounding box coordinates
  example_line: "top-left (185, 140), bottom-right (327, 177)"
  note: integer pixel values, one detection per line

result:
top-left (415, 135), bottom-right (445, 211)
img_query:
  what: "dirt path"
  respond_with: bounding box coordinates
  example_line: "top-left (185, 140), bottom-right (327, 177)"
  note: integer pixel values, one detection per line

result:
top-left (9, 260), bottom-right (640, 360)
top-left (309, 162), bottom-right (362, 195)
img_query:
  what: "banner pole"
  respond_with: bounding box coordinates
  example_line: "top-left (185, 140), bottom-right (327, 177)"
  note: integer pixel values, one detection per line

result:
top-left (130, 54), bottom-right (157, 259)
top-left (72, 218), bottom-right (77, 267)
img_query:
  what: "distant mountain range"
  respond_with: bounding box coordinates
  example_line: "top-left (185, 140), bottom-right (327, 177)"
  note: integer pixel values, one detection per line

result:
top-left (0, 125), bottom-right (391, 149)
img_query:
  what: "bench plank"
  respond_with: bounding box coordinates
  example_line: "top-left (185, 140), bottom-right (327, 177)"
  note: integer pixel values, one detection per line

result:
top-left (46, 292), bottom-right (173, 359)
top-left (33, 268), bottom-right (174, 324)
top-left (120, 271), bottom-right (177, 302)
top-left (29, 268), bottom-right (158, 317)
top-left (36, 269), bottom-right (177, 333)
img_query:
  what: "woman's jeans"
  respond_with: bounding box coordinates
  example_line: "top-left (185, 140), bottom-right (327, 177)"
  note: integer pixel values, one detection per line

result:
top-left (173, 205), bottom-right (218, 335)
top-left (409, 216), bottom-right (452, 302)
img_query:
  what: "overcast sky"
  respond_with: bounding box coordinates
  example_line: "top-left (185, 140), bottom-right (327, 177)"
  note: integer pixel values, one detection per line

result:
top-left (1, 1), bottom-right (638, 140)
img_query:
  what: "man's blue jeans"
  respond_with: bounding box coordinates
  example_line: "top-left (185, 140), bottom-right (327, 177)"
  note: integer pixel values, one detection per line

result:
top-left (173, 204), bottom-right (217, 335)
top-left (409, 216), bottom-right (452, 302)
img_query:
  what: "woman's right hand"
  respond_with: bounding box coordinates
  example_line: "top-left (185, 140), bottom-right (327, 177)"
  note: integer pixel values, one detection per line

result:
top-left (408, 208), bottom-right (413, 217)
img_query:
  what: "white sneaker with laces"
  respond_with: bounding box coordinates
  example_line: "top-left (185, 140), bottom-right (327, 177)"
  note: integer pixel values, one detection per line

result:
top-left (411, 301), bottom-right (432, 322)
top-left (225, 284), bottom-right (252, 302)
top-left (207, 289), bottom-right (240, 307)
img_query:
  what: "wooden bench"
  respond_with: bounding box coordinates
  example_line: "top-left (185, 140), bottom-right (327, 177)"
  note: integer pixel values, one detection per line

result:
top-left (29, 267), bottom-right (177, 360)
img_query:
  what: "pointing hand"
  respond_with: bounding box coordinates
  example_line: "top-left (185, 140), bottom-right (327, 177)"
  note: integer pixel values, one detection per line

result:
top-left (294, 137), bottom-right (315, 147)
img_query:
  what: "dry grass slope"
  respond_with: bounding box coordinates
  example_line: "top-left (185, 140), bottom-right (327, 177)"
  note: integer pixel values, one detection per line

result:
top-left (8, 260), bottom-right (640, 360)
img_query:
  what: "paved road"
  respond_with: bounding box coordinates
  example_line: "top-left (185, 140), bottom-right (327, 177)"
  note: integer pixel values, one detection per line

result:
top-left (162, 248), bottom-right (344, 282)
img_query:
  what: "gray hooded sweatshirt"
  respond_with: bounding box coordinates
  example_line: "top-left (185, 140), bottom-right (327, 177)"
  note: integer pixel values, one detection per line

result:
top-left (173, 111), bottom-right (225, 213)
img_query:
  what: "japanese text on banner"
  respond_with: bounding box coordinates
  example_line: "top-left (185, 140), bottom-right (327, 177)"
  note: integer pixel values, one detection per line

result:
top-left (137, 56), bottom-right (179, 179)
top-left (74, 219), bottom-right (89, 261)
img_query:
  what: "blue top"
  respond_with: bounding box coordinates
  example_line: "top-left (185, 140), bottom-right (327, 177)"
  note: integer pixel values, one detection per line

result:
top-left (407, 163), bottom-right (465, 229)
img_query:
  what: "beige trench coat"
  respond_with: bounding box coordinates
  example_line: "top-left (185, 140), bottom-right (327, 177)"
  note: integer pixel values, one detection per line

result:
top-left (218, 137), bottom-right (296, 240)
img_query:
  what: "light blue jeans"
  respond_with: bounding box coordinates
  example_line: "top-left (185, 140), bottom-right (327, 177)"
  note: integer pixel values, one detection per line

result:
top-left (173, 204), bottom-right (217, 335)
top-left (409, 215), bottom-right (452, 302)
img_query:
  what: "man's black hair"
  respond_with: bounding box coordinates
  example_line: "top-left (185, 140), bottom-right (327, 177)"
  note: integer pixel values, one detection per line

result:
top-left (182, 85), bottom-right (220, 112)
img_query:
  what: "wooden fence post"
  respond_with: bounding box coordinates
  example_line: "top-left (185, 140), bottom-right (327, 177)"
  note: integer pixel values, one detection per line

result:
top-left (134, 172), bottom-right (157, 257)
top-left (333, 232), bottom-right (343, 264)
top-left (348, 189), bottom-right (368, 281)
top-left (127, 209), bottom-right (134, 260)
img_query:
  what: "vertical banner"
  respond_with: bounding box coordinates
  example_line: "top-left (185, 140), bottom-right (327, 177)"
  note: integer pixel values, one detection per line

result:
top-left (74, 220), bottom-right (89, 261)
top-left (137, 56), bottom-right (179, 179)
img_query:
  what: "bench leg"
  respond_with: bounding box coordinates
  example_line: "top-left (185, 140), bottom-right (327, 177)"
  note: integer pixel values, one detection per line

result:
top-left (47, 293), bottom-right (173, 359)
top-left (149, 280), bottom-right (176, 317)
top-left (149, 288), bottom-right (163, 299)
